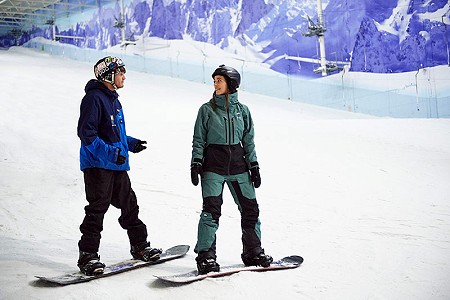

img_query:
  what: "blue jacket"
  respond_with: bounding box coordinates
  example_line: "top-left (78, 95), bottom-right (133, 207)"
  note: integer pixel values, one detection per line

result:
top-left (77, 79), bottom-right (140, 171)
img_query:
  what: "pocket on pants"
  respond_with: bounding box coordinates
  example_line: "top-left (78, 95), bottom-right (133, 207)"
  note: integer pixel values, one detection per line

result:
top-left (235, 173), bottom-right (256, 200)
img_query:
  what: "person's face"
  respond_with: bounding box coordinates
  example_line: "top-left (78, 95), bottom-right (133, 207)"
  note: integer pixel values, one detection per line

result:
top-left (213, 75), bottom-right (228, 95)
top-left (114, 66), bottom-right (126, 89)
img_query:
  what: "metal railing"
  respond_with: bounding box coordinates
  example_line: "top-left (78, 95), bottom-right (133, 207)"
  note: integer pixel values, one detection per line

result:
top-left (24, 40), bottom-right (450, 118)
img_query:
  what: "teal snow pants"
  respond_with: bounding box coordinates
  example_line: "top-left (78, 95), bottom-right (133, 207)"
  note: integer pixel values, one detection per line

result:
top-left (194, 171), bottom-right (262, 257)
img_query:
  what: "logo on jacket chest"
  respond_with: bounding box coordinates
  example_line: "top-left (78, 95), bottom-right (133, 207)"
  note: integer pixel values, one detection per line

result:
top-left (111, 110), bottom-right (124, 127)
top-left (219, 111), bottom-right (242, 121)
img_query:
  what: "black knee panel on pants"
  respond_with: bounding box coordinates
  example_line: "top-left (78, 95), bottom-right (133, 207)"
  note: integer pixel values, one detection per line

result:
top-left (230, 181), bottom-right (259, 227)
top-left (202, 196), bottom-right (223, 223)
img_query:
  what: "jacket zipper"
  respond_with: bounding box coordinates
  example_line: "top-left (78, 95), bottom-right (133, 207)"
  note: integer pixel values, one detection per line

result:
top-left (231, 117), bottom-right (235, 143)
top-left (226, 110), bottom-right (232, 175)
top-left (223, 117), bottom-right (228, 144)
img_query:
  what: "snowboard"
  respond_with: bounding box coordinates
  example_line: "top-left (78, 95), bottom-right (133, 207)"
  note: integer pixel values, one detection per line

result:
top-left (155, 255), bottom-right (303, 284)
top-left (36, 244), bottom-right (189, 285)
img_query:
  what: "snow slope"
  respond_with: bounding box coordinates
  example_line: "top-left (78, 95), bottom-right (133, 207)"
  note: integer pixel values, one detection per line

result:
top-left (1, 47), bottom-right (450, 299)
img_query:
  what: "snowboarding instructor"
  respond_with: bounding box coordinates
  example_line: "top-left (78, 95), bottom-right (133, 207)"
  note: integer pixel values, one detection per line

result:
top-left (76, 56), bottom-right (161, 276)
top-left (190, 64), bottom-right (273, 274)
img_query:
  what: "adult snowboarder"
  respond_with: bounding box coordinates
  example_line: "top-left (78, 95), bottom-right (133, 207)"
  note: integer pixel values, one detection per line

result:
top-left (76, 56), bottom-right (161, 276)
top-left (190, 64), bottom-right (273, 275)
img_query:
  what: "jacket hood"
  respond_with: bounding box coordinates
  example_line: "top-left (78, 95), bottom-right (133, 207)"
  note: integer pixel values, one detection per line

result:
top-left (85, 79), bottom-right (118, 98)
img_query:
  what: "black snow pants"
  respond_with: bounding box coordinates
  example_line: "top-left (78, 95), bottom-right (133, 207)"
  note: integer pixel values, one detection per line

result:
top-left (78, 168), bottom-right (147, 253)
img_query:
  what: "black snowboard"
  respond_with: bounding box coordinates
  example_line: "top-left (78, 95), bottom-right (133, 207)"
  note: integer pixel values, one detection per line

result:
top-left (36, 245), bottom-right (189, 285)
top-left (155, 255), bottom-right (303, 284)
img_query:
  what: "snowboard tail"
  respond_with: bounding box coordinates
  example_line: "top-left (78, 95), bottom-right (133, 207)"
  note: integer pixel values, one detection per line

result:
top-left (155, 255), bottom-right (303, 284)
top-left (36, 245), bottom-right (189, 285)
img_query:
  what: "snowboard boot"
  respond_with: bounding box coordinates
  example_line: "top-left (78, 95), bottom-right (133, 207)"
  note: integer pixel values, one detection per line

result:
top-left (77, 251), bottom-right (105, 276)
top-left (196, 252), bottom-right (220, 275)
top-left (130, 241), bottom-right (162, 262)
top-left (242, 248), bottom-right (273, 267)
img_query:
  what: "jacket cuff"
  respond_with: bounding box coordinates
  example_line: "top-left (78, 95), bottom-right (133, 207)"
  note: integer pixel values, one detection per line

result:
top-left (192, 157), bottom-right (203, 165)
top-left (250, 161), bottom-right (259, 169)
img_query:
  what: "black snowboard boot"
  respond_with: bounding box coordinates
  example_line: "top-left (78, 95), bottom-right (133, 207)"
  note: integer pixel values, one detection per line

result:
top-left (196, 252), bottom-right (220, 275)
top-left (130, 241), bottom-right (162, 262)
top-left (242, 248), bottom-right (273, 267)
top-left (77, 251), bottom-right (105, 276)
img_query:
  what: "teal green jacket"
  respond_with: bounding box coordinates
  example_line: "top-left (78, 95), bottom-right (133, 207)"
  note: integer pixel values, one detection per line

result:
top-left (191, 92), bottom-right (258, 175)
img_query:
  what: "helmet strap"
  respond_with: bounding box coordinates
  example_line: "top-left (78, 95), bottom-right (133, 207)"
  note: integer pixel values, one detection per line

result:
top-left (103, 72), bottom-right (118, 90)
top-left (111, 79), bottom-right (118, 90)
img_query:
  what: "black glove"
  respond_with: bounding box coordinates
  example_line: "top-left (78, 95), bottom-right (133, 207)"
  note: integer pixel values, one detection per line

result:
top-left (116, 149), bottom-right (126, 165)
top-left (134, 140), bottom-right (147, 153)
top-left (250, 166), bottom-right (261, 188)
top-left (190, 163), bottom-right (203, 186)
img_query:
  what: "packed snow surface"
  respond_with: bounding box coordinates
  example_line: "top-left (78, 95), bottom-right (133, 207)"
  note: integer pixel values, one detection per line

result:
top-left (1, 47), bottom-right (450, 299)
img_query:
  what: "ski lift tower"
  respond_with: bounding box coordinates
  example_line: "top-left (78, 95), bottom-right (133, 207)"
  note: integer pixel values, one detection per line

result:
top-left (115, 0), bottom-right (136, 47)
top-left (285, 0), bottom-right (350, 76)
top-left (306, 0), bottom-right (328, 76)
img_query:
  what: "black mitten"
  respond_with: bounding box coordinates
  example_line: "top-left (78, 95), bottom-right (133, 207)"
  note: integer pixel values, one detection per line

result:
top-left (250, 163), bottom-right (261, 188)
top-left (134, 140), bottom-right (147, 153)
top-left (190, 163), bottom-right (203, 186)
top-left (116, 149), bottom-right (126, 165)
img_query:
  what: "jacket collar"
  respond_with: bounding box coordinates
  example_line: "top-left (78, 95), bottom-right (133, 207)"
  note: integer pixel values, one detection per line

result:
top-left (214, 92), bottom-right (238, 108)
